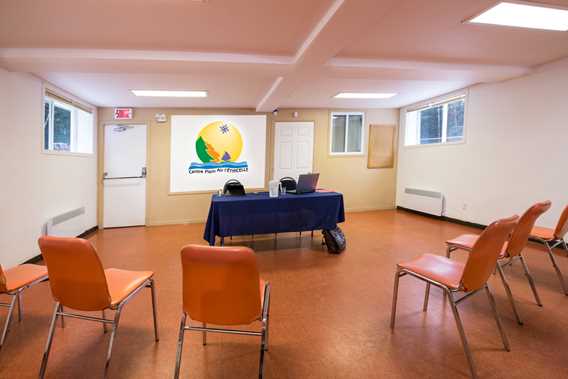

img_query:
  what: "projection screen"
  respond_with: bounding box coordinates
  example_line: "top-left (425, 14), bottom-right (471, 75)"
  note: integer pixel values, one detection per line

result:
top-left (170, 115), bottom-right (267, 193)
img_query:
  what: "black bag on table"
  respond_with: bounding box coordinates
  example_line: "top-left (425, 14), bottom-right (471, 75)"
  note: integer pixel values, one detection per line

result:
top-left (223, 179), bottom-right (246, 196)
top-left (322, 226), bottom-right (346, 254)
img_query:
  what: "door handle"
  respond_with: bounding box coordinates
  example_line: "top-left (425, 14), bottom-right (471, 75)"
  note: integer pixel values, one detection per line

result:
top-left (141, 167), bottom-right (147, 178)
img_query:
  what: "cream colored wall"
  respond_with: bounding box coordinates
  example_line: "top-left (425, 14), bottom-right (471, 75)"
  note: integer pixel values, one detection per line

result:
top-left (98, 107), bottom-right (399, 226)
top-left (396, 58), bottom-right (568, 227)
top-left (0, 69), bottom-right (98, 268)
top-left (271, 109), bottom-right (399, 212)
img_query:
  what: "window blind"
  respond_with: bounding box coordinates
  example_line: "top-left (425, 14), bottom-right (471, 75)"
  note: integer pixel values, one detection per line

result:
top-left (406, 94), bottom-right (465, 113)
top-left (45, 90), bottom-right (93, 114)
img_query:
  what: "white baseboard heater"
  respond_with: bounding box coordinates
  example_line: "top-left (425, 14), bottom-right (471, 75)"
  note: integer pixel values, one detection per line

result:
top-left (45, 207), bottom-right (86, 237)
top-left (400, 188), bottom-right (444, 217)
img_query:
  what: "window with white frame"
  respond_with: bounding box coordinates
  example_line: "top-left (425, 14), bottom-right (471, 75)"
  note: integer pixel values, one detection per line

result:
top-left (404, 96), bottom-right (465, 146)
top-left (43, 92), bottom-right (94, 154)
top-left (330, 112), bottom-right (364, 154)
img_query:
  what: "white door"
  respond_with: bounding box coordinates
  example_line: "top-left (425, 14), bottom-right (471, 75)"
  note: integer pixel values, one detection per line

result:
top-left (273, 122), bottom-right (314, 181)
top-left (103, 124), bottom-right (147, 228)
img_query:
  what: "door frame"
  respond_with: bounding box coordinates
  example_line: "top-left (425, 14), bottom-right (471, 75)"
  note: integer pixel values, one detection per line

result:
top-left (98, 122), bottom-right (150, 228)
top-left (272, 121), bottom-right (316, 181)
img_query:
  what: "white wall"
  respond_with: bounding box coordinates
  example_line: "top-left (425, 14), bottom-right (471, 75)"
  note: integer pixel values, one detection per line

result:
top-left (0, 69), bottom-right (98, 268)
top-left (396, 58), bottom-right (568, 228)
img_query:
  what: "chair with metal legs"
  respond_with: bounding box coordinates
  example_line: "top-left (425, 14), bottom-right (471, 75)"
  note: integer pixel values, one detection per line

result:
top-left (175, 245), bottom-right (271, 379)
top-left (391, 215), bottom-right (518, 379)
top-left (0, 264), bottom-right (48, 348)
top-left (530, 204), bottom-right (568, 295)
top-left (446, 201), bottom-right (551, 324)
top-left (37, 236), bottom-right (159, 378)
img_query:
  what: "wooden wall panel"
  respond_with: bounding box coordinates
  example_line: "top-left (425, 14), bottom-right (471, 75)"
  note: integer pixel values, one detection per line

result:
top-left (367, 124), bottom-right (395, 169)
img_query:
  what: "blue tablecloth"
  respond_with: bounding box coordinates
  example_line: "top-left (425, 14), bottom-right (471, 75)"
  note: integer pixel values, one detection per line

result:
top-left (203, 191), bottom-right (345, 245)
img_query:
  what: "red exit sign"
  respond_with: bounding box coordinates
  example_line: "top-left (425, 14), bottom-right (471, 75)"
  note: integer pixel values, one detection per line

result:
top-left (114, 108), bottom-right (133, 120)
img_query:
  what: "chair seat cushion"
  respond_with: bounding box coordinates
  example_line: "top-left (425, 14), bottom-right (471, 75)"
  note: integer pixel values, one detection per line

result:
top-left (446, 234), bottom-right (478, 251)
top-left (447, 234), bottom-right (509, 258)
top-left (398, 254), bottom-right (465, 290)
top-left (531, 226), bottom-right (555, 241)
top-left (4, 264), bottom-right (48, 293)
top-left (105, 268), bottom-right (153, 307)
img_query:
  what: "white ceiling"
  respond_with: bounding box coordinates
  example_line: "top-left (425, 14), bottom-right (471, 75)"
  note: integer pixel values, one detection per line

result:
top-left (1, 0), bottom-right (567, 109)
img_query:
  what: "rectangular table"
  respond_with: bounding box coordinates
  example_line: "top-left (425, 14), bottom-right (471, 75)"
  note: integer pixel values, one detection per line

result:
top-left (203, 191), bottom-right (345, 245)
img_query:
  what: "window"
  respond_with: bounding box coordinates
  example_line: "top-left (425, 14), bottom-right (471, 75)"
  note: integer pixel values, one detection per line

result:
top-left (43, 92), bottom-right (94, 154)
top-left (330, 112), bottom-right (364, 154)
top-left (405, 96), bottom-right (465, 146)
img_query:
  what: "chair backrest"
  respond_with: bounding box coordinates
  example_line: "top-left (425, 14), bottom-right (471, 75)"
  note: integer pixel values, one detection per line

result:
top-left (0, 266), bottom-right (6, 293)
top-left (180, 244), bottom-right (261, 325)
top-left (461, 215), bottom-right (518, 292)
top-left (38, 236), bottom-right (111, 311)
top-left (507, 201), bottom-right (551, 256)
top-left (554, 205), bottom-right (568, 239)
top-left (279, 177), bottom-right (297, 192)
top-left (223, 179), bottom-right (246, 196)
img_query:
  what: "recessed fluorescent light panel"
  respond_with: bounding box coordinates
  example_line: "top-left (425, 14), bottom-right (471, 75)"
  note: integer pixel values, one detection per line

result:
top-left (131, 90), bottom-right (207, 98)
top-left (468, 2), bottom-right (568, 31)
top-left (334, 92), bottom-right (396, 99)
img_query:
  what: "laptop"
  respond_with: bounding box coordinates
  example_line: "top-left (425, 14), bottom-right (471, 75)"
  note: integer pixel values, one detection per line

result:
top-left (288, 173), bottom-right (319, 194)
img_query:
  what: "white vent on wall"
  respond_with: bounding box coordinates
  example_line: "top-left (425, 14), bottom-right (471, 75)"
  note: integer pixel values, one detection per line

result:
top-left (401, 188), bottom-right (444, 216)
top-left (45, 207), bottom-right (86, 237)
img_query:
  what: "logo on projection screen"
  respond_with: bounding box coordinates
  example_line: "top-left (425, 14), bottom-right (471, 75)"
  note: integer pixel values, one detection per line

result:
top-left (188, 121), bottom-right (249, 174)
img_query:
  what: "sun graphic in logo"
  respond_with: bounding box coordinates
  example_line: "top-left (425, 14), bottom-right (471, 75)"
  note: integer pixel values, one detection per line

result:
top-left (195, 121), bottom-right (243, 163)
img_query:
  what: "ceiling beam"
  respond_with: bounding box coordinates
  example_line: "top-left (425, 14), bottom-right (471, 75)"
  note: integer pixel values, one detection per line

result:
top-left (327, 57), bottom-right (532, 83)
top-left (255, 0), bottom-right (400, 112)
top-left (329, 57), bottom-right (530, 74)
top-left (0, 48), bottom-right (294, 65)
top-left (255, 77), bottom-right (284, 112)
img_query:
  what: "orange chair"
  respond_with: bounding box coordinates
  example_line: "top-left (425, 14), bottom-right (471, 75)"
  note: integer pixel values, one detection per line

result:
top-left (0, 264), bottom-right (48, 347)
top-left (530, 204), bottom-right (568, 295)
top-left (445, 201), bottom-right (551, 324)
top-left (391, 215), bottom-right (518, 379)
top-left (37, 236), bottom-right (159, 378)
top-left (175, 245), bottom-right (271, 379)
